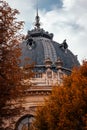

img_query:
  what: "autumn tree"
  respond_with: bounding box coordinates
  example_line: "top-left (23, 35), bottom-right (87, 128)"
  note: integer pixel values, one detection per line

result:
top-left (0, 0), bottom-right (33, 129)
top-left (35, 61), bottom-right (87, 130)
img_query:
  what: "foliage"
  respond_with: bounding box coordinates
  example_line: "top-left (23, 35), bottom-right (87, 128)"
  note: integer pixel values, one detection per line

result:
top-left (35, 61), bottom-right (87, 130)
top-left (0, 0), bottom-right (34, 129)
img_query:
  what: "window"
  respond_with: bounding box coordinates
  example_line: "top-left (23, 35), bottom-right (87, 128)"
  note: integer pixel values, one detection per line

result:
top-left (35, 73), bottom-right (42, 78)
top-left (15, 115), bottom-right (35, 130)
top-left (59, 72), bottom-right (63, 79)
top-left (47, 71), bottom-right (52, 78)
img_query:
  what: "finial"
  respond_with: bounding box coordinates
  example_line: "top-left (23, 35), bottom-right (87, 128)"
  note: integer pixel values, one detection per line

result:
top-left (35, 0), bottom-right (40, 29)
top-left (36, 0), bottom-right (38, 16)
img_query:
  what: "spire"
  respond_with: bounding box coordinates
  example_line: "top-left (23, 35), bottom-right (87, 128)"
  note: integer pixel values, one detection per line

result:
top-left (35, 0), bottom-right (40, 29)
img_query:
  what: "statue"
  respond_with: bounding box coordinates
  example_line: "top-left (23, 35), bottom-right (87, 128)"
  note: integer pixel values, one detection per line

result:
top-left (60, 39), bottom-right (68, 49)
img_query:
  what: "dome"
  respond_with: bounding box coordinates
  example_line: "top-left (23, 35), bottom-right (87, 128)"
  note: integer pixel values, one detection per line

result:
top-left (20, 28), bottom-right (79, 70)
top-left (20, 11), bottom-right (80, 75)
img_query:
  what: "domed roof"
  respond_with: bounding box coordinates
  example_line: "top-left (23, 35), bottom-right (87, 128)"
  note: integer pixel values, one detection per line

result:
top-left (20, 12), bottom-right (80, 72)
top-left (20, 28), bottom-right (79, 69)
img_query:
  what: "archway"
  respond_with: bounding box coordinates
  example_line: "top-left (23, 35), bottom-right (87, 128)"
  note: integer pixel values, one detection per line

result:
top-left (15, 114), bottom-right (35, 130)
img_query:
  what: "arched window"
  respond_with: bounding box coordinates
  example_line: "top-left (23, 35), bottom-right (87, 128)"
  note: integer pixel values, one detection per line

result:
top-left (15, 114), bottom-right (35, 130)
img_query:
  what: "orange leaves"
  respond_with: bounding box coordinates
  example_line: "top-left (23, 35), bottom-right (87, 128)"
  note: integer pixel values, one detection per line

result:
top-left (0, 1), bottom-right (33, 128)
top-left (0, 0), bottom-right (24, 47)
top-left (35, 61), bottom-right (87, 130)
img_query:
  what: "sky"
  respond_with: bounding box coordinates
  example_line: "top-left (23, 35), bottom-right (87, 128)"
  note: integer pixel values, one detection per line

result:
top-left (5, 0), bottom-right (87, 64)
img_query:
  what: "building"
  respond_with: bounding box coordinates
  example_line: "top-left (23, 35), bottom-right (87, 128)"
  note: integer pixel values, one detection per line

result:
top-left (8, 10), bottom-right (80, 130)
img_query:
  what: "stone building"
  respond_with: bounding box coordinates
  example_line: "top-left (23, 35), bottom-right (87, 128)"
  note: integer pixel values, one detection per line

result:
top-left (9, 10), bottom-right (79, 130)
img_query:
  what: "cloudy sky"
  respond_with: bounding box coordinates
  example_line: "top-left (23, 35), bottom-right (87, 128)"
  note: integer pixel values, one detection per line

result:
top-left (5, 0), bottom-right (87, 64)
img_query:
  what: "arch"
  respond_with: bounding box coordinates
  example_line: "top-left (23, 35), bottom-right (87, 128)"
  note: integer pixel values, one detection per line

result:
top-left (15, 114), bottom-right (34, 130)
